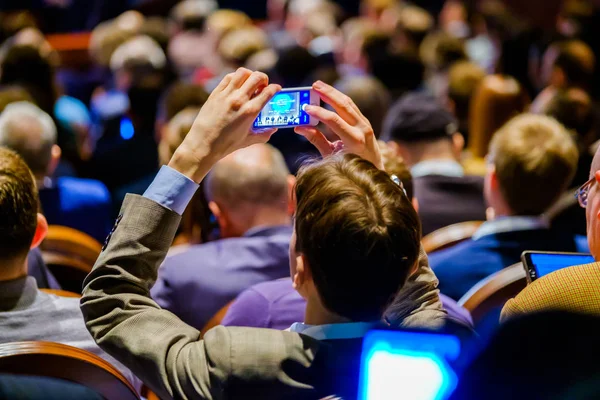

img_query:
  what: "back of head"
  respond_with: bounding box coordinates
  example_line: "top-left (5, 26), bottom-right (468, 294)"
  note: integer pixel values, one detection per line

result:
top-left (0, 85), bottom-right (33, 113)
top-left (545, 88), bottom-right (594, 146)
top-left (205, 9), bottom-right (252, 43)
top-left (218, 26), bottom-right (270, 67)
top-left (158, 107), bottom-right (199, 166)
top-left (381, 92), bottom-right (458, 145)
top-left (335, 76), bottom-right (391, 138)
top-left (294, 154), bottom-right (421, 321)
top-left (0, 44), bottom-right (57, 114)
top-left (554, 40), bottom-right (595, 88)
top-left (420, 30), bottom-right (467, 71)
top-left (170, 0), bottom-right (218, 31)
top-left (489, 114), bottom-right (578, 215)
top-left (396, 5), bottom-right (434, 49)
top-left (447, 60), bottom-right (486, 122)
top-left (89, 20), bottom-right (136, 68)
top-left (160, 81), bottom-right (208, 123)
top-left (469, 74), bottom-right (528, 158)
top-left (205, 144), bottom-right (290, 213)
top-left (0, 147), bottom-right (37, 263)
top-left (0, 101), bottom-right (57, 177)
top-left (274, 46), bottom-right (318, 87)
top-left (110, 35), bottom-right (167, 74)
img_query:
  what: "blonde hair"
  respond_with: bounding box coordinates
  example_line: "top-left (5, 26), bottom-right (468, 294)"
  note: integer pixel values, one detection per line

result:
top-left (205, 9), bottom-right (251, 41)
top-left (158, 107), bottom-right (200, 166)
top-left (489, 114), bottom-right (579, 215)
top-left (218, 26), bottom-right (269, 66)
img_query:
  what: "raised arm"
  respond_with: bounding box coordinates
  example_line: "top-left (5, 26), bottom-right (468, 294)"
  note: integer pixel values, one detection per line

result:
top-left (80, 69), bottom-right (282, 400)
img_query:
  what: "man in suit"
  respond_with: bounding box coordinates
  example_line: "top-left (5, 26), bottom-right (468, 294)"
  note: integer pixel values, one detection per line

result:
top-left (381, 92), bottom-right (487, 235)
top-left (0, 147), bottom-right (138, 389)
top-left (430, 114), bottom-right (580, 301)
top-left (0, 102), bottom-right (112, 243)
top-left (501, 141), bottom-right (600, 319)
top-left (80, 69), bottom-right (428, 399)
top-left (151, 143), bottom-right (295, 330)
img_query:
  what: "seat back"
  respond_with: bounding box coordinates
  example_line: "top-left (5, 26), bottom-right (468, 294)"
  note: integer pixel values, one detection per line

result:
top-left (0, 341), bottom-right (139, 400)
top-left (41, 225), bottom-right (102, 266)
top-left (41, 252), bottom-right (93, 294)
top-left (201, 301), bottom-right (234, 337)
top-left (458, 263), bottom-right (527, 324)
top-left (422, 221), bottom-right (484, 254)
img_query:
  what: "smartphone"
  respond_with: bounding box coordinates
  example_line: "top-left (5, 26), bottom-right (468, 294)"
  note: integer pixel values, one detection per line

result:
top-left (521, 251), bottom-right (594, 283)
top-left (253, 87), bottom-right (319, 129)
top-left (359, 330), bottom-right (460, 400)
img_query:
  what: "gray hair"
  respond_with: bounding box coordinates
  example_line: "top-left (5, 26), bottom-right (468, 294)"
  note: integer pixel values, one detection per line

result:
top-left (205, 144), bottom-right (290, 210)
top-left (0, 101), bottom-right (57, 176)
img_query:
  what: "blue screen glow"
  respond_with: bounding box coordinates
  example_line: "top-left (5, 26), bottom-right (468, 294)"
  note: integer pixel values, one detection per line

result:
top-left (120, 118), bottom-right (135, 140)
top-left (253, 90), bottom-right (311, 128)
top-left (359, 330), bottom-right (460, 400)
top-left (530, 253), bottom-right (594, 278)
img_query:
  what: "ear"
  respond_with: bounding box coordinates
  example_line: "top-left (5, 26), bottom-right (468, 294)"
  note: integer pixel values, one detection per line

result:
top-left (30, 213), bottom-right (48, 250)
top-left (451, 132), bottom-right (465, 155)
top-left (292, 253), bottom-right (312, 298)
top-left (286, 174), bottom-right (297, 217)
top-left (489, 165), bottom-right (499, 190)
top-left (411, 197), bottom-right (419, 213)
top-left (208, 201), bottom-right (227, 233)
top-left (47, 145), bottom-right (61, 177)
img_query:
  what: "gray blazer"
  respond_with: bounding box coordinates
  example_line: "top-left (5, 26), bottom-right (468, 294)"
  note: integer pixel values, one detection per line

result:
top-left (80, 195), bottom-right (446, 400)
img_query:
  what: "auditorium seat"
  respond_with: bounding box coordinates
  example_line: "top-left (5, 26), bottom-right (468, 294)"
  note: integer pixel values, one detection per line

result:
top-left (41, 252), bottom-right (93, 294)
top-left (422, 221), bottom-right (484, 254)
top-left (0, 341), bottom-right (139, 400)
top-left (41, 225), bottom-right (102, 267)
top-left (458, 263), bottom-right (527, 325)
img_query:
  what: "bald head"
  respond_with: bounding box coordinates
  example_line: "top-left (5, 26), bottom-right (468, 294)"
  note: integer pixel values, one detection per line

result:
top-left (0, 101), bottom-right (56, 177)
top-left (206, 144), bottom-right (290, 212)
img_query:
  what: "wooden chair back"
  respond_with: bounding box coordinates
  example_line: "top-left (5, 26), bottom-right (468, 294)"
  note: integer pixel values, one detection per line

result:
top-left (201, 301), bottom-right (234, 337)
top-left (458, 263), bottom-right (527, 324)
top-left (41, 252), bottom-right (93, 294)
top-left (41, 225), bottom-right (102, 266)
top-left (468, 74), bottom-right (529, 158)
top-left (422, 221), bottom-right (484, 254)
top-left (0, 341), bottom-right (139, 400)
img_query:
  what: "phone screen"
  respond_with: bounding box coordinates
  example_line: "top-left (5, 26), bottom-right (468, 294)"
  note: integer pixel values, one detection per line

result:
top-left (253, 89), bottom-right (312, 128)
top-left (529, 253), bottom-right (594, 279)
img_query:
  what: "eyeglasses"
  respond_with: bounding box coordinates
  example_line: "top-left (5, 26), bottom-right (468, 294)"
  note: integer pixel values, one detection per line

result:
top-left (575, 177), bottom-right (596, 208)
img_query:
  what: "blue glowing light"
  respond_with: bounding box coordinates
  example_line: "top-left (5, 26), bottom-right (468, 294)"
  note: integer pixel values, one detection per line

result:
top-left (120, 118), bottom-right (135, 140)
top-left (359, 330), bottom-right (460, 400)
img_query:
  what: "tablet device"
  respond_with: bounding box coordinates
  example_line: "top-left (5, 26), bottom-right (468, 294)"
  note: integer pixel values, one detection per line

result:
top-left (521, 251), bottom-right (594, 283)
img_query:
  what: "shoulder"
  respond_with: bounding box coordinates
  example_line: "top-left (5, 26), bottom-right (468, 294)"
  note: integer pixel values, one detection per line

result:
top-left (57, 178), bottom-right (111, 204)
top-left (429, 239), bottom-right (485, 267)
top-left (502, 263), bottom-right (600, 320)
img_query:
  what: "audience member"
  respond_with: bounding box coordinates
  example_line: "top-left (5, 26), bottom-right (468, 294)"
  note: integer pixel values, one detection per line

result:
top-left (0, 147), bottom-right (137, 389)
top-left (155, 81), bottom-right (208, 142)
top-left (335, 76), bottom-right (390, 138)
top-left (431, 114), bottom-right (579, 301)
top-left (151, 142), bottom-right (295, 330)
top-left (531, 39), bottom-right (596, 114)
top-left (381, 92), bottom-right (487, 235)
top-left (0, 102), bottom-right (111, 243)
top-left (468, 74), bottom-right (529, 158)
top-left (80, 70), bottom-right (426, 399)
top-left (419, 30), bottom-right (467, 99)
top-left (501, 140), bottom-right (600, 319)
top-left (445, 60), bottom-right (487, 144)
top-left (222, 148), bottom-right (474, 331)
top-left (392, 5), bottom-right (434, 54)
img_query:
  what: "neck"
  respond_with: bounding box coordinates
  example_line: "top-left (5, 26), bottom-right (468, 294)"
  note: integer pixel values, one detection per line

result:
top-left (237, 207), bottom-right (291, 235)
top-left (0, 257), bottom-right (28, 282)
top-left (400, 140), bottom-right (458, 168)
top-left (304, 294), bottom-right (351, 326)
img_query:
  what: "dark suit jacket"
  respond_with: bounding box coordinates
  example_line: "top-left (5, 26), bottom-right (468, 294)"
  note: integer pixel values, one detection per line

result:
top-left (430, 229), bottom-right (578, 301)
top-left (414, 175), bottom-right (487, 235)
top-left (80, 195), bottom-right (365, 400)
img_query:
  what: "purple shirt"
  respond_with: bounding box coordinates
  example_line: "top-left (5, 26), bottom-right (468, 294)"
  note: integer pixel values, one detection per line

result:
top-left (223, 278), bottom-right (474, 330)
top-left (151, 225), bottom-right (293, 331)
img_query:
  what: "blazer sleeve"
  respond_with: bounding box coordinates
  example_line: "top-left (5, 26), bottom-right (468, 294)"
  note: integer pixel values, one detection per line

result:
top-left (80, 194), bottom-right (229, 400)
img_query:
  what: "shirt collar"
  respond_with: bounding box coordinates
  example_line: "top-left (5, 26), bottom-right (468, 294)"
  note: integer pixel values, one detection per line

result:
top-left (243, 224), bottom-right (293, 238)
top-left (410, 160), bottom-right (464, 179)
top-left (472, 216), bottom-right (550, 240)
top-left (0, 276), bottom-right (39, 312)
top-left (289, 321), bottom-right (380, 340)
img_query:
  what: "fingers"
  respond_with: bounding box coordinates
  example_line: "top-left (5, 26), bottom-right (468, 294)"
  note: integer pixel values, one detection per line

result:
top-left (295, 126), bottom-right (335, 157)
top-left (213, 72), bottom-right (235, 94)
top-left (247, 83), bottom-right (282, 114)
top-left (228, 67), bottom-right (253, 89)
top-left (248, 128), bottom-right (278, 145)
top-left (240, 71), bottom-right (269, 98)
top-left (312, 81), bottom-right (361, 125)
top-left (303, 104), bottom-right (356, 143)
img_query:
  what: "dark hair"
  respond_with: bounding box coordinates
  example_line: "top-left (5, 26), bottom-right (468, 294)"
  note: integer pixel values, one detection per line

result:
top-left (294, 154), bottom-right (421, 321)
top-left (0, 45), bottom-right (57, 115)
top-left (0, 147), bottom-right (38, 262)
top-left (160, 81), bottom-right (209, 122)
top-left (554, 41), bottom-right (595, 88)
